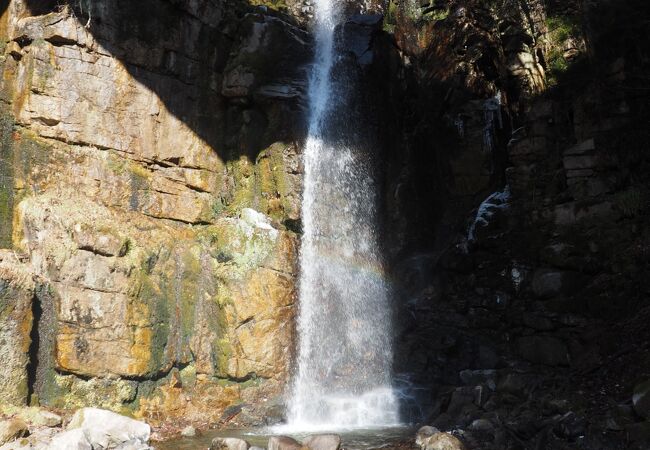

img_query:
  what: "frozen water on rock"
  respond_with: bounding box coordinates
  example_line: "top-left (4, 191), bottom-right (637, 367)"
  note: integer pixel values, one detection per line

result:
top-left (468, 186), bottom-right (511, 242)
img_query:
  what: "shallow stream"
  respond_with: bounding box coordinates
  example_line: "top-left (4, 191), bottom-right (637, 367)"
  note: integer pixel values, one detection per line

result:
top-left (157, 426), bottom-right (414, 450)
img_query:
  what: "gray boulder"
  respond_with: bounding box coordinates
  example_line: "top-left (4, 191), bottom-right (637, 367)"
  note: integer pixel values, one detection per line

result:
top-left (67, 408), bottom-right (150, 449)
top-left (48, 429), bottom-right (92, 450)
top-left (416, 430), bottom-right (466, 450)
top-left (516, 335), bottom-right (569, 366)
top-left (302, 434), bottom-right (341, 450)
top-left (531, 269), bottom-right (585, 298)
top-left (416, 426), bottom-right (439, 447)
top-left (16, 408), bottom-right (62, 428)
top-left (268, 436), bottom-right (302, 450)
top-left (211, 437), bottom-right (250, 450)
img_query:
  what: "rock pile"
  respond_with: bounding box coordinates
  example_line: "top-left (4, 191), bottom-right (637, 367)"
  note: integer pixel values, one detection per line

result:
top-left (0, 408), bottom-right (152, 450)
top-left (211, 433), bottom-right (341, 450)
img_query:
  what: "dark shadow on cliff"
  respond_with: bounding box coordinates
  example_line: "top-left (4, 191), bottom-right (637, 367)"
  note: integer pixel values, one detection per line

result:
top-left (387, 0), bottom-right (650, 443)
top-left (6, 0), bottom-right (312, 162)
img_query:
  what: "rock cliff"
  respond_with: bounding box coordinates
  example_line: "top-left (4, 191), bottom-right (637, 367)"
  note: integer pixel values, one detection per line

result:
top-left (0, 0), bottom-right (311, 427)
top-left (0, 0), bottom-right (649, 448)
top-left (383, 0), bottom-right (650, 448)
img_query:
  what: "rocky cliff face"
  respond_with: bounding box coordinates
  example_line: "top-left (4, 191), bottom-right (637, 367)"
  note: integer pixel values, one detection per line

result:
top-left (0, 0), bottom-right (311, 427)
top-left (384, 0), bottom-right (650, 448)
top-left (0, 0), bottom-right (649, 447)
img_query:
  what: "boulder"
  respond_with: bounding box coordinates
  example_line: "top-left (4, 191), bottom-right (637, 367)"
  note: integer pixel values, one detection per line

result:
top-left (417, 431), bottom-right (466, 450)
top-left (531, 269), bottom-right (585, 299)
top-left (268, 435), bottom-right (302, 450)
top-left (67, 408), bottom-right (150, 449)
top-left (0, 419), bottom-right (28, 446)
top-left (48, 428), bottom-right (92, 450)
top-left (16, 407), bottom-right (62, 427)
top-left (469, 418), bottom-right (494, 432)
top-left (416, 426), bottom-right (439, 447)
top-left (302, 434), bottom-right (341, 450)
top-left (516, 336), bottom-right (569, 366)
top-left (113, 440), bottom-right (153, 450)
top-left (626, 422), bottom-right (650, 445)
top-left (180, 426), bottom-right (196, 437)
top-left (0, 427), bottom-right (58, 449)
top-left (497, 372), bottom-right (537, 396)
top-left (633, 380), bottom-right (650, 419)
top-left (459, 370), bottom-right (497, 388)
top-left (447, 387), bottom-right (480, 415)
top-left (211, 437), bottom-right (250, 450)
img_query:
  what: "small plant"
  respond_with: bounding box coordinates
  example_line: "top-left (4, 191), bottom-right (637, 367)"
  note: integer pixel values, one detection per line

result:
top-left (423, 8), bottom-right (449, 23)
top-left (545, 15), bottom-right (582, 86)
top-left (616, 188), bottom-right (645, 218)
top-left (384, 0), bottom-right (398, 33)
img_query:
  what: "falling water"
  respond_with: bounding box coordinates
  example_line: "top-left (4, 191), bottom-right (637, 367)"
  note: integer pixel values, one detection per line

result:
top-left (286, 0), bottom-right (400, 431)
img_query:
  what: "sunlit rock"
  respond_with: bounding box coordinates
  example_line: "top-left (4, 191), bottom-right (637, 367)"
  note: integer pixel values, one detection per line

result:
top-left (67, 408), bottom-right (151, 449)
top-left (0, 419), bottom-right (28, 447)
top-left (211, 437), bottom-right (250, 450)
top-left (302, 434), bottom-right (341, 450)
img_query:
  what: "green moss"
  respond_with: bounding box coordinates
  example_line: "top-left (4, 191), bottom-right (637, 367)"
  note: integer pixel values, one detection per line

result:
top-left (213, 337), bottom-right (232, 378)
top-left (0, 111), bottom-right (14, 248)
top-left (545, 15), bottom-right (582, 86)
top-left (256, 143), bottom-right (293, 221)
top-left (423, 8), bottom-right (449, 23)
top-left (129, 264), bottom-right (171, 376)
top-left (224, 158), bottom-right (256, 215)
top-left (249, 0), bottom-right (287, 10)
top-left (0, 188), bottom-right (12, 248)
top-left (179, 246), bottom-right (202, 349)
top-left (384, 0), bottom-right (398, 33)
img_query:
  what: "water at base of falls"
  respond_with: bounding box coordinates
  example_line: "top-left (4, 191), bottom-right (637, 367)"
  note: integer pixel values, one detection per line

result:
top-left (285, 0), bottom-right (400, 432)
top-left (283, 388), bottom-right (400, 432)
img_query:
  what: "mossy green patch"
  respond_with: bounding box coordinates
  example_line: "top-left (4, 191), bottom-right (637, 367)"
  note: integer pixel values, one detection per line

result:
top-left (132, 267), bottom-right (172, 375)
top-left (0, 111), bottom-right (14, 248)
top-left (249, 0), bottom-right (287, 11)
top-left (256, 143), bottom-right (293, 222)
top-left (41, 374), bottom-right (138, 412)
top-left (545, 15), bottom-right (582, 86)
top-left (224, 157), bottom-right (256, 215)
top-left (213, 337), bottom-right (232, 378)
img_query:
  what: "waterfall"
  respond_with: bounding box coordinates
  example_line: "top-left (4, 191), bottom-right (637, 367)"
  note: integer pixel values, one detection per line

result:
top-left (286, 0), bottom-right (400, 431)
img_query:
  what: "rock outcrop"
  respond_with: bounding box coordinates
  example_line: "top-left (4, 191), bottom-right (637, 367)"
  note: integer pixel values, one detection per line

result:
top-left (0, 0), bottom-right (308, 426)
top-left (386, 0), bottom-right (650, 449)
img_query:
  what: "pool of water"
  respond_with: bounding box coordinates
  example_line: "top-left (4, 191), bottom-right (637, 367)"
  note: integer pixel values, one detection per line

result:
top-left (156, 426), bottom-right (415, 450)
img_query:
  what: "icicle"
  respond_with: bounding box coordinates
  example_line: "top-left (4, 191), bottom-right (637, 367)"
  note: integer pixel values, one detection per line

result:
top-left (483, 90), bottom-right (503, 153)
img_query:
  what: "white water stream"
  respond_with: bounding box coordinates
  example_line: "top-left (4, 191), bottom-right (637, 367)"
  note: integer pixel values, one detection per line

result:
top-left (285, 0), bottom-right (400, 431)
